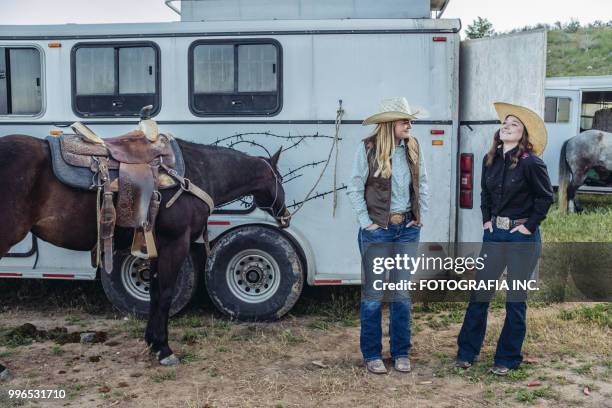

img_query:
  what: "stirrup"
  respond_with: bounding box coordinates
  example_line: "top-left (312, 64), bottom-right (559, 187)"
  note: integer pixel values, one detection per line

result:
top-left (131, 228), bottom-right (158, 259)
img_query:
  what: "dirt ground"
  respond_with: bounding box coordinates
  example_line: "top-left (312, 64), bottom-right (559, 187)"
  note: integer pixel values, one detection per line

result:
top-left (0, 293), bottom-right (610, 408)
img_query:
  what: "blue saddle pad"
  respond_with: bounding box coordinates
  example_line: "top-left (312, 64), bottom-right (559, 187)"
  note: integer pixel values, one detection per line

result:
top-left (46, 134), bottom-right (185, 191)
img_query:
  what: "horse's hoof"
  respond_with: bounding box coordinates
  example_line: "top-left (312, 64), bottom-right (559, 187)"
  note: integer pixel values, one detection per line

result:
top-left (0, 365), bottom-right (10, 381)
top-left (159, 354), bottom-right (180, 367)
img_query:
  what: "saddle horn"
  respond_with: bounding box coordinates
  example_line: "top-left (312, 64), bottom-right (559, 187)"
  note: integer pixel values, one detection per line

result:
top-left (140, 105), bottom-right (154, 120)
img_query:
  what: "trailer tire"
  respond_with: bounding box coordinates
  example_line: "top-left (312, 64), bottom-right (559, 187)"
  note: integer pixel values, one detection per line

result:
top-left (206, 226), bottom-right (304, 321)
top-left (101, 250), bottom-right (198, 319)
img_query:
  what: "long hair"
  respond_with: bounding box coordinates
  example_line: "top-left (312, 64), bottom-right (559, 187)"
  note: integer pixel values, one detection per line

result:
top-left (485, 127), bottom-right (533, 168)
top-left (369, 122), bottom-right (396, 178)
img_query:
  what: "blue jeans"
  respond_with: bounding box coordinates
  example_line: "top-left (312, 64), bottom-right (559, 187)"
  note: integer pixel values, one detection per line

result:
top-left (358, 223), bottom-right (420, 362)
top-left (457, 225), bottom-right (541, 369)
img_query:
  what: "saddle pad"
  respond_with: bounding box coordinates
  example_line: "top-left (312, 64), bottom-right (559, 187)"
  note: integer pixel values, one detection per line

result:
top-left (46, 134), bottom-right (186, 191)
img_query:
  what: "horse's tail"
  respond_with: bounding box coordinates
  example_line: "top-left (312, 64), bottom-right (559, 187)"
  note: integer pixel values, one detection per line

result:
top-left (558, 139), bottom-right (571, 214)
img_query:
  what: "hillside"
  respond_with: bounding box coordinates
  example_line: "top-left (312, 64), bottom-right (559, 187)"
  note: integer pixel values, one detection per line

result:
top-left (546, 26), bottom-right (612, 77)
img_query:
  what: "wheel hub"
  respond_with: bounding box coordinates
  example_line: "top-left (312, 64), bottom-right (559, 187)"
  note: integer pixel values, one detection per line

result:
top-left (227, 250), bottom-right (280, 303)
top-left (121, 256), bottom-right (151, 301)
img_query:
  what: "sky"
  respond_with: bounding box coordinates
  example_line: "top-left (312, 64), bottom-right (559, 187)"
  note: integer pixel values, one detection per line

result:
top-left (0, 0), bottom-right (610, 33)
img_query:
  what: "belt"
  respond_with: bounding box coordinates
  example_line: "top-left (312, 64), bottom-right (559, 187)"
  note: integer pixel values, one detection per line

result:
top-left (492, 216), bottom-right (528, 230)
top-left (389, 212), bottom-right (408, 225)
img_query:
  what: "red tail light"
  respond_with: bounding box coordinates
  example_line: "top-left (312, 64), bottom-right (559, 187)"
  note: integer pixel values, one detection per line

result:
top-left (460, 154), bottom-right (473, 172)
top-left (460, 191), bottom-right (473, 208)
top-left (460, 173), bottom-right (472, 190)
top-left (459, 153), bottom-right (474, 209)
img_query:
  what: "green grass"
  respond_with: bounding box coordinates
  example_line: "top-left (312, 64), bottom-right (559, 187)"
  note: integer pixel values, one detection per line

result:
top-left (51, 345), bottom-right (64, 356)
top-left (151, 369), bottom-right (176, 383)
top-left (541, 194), bottom-right (612, 242)
top-left (116, 317), bottom-right (146, 339)
top-left (180, 328), bottom-right (208, 343)
top-left (169, 314), bottom-right (205, 329)
top-left (514, 386), bottom-right (559, 404)
top-left (558, 304), bottom-right (612, 329)
top-left (547, 27), bottom-right (612, 77)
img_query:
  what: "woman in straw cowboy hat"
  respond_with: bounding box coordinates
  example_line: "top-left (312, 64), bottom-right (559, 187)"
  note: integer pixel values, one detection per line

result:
top-left (455, 102), bottom-right (553, 376)
top-left (347, 97), bottom-right (429, 374)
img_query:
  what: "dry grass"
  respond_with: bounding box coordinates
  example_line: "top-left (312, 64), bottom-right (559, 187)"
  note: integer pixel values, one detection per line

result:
top-left (2, 301), bottom-right (610, 407)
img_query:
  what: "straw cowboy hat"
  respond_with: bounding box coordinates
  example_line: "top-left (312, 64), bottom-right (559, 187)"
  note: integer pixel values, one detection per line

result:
top-left (362, 97), bottom-right (427, 125)
top-left (494, 102), bottom-right (548, 156)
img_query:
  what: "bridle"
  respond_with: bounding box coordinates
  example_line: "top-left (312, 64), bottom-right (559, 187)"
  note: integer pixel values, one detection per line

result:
top-left (258, 158), bottom-right (291, 228)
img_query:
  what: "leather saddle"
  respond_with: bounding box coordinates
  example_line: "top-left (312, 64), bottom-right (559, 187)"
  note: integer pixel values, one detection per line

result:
top-left (46, 115), bottom-right (186, 274)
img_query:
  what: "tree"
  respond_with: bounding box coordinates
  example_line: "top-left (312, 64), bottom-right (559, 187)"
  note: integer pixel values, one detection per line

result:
top-left (465, 17), bottom-right (495, 39)
top-left (564, 18), bottom-right (581, 33)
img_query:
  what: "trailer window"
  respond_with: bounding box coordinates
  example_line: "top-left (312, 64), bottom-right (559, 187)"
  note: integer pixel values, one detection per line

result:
top-left (580, 91), bottom-right (612, 131)
top-left (0, 47), bottom-right (42, 116)
top-left (189, 39), bottom-right (281, 116)
top-left (544, 97), bottom-right (571, 123)
top-left (72, 42), bottom-right (160, 117)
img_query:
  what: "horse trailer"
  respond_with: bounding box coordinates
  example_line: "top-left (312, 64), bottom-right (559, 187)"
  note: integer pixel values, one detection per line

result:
top-left (0, 0), bottom-right (547, 319)
top-left (544, 74), bottom-right (612, 190)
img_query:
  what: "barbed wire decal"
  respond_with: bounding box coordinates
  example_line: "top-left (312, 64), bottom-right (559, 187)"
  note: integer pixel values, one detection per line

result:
top-left (286, 185), bottom-right (347, 209)
top-left (213, 131), bottom-right (344, 211)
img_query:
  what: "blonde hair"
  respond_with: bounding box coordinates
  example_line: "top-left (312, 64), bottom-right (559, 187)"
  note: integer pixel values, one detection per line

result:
top-left (371, 122), bottom-right (396, 178)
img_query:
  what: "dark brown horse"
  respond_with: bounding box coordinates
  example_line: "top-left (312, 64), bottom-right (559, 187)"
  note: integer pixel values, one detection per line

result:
top-left (0, 134), bottom-right (290, 366)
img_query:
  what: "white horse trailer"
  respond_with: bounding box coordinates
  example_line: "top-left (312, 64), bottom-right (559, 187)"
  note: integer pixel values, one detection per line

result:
top-left (544, 75), bottom-right (612, 190)
top-left (0, 0), bottom-right (546, 318)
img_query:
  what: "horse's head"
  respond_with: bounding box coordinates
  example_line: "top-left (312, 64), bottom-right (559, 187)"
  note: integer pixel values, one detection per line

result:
top-left (253, 147), bottom-right (291, 228)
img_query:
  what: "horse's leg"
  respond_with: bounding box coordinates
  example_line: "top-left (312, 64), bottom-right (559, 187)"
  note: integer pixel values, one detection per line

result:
top-left (144, 261), bottom-right (161, 351)
top-left (145, 231), bottom-right (191, 365)
top-left (569, 169), bottom-right (588, 213)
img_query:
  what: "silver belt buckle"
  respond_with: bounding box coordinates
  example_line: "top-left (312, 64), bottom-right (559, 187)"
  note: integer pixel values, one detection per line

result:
top-left (495, 216), bottom-right (510, 230)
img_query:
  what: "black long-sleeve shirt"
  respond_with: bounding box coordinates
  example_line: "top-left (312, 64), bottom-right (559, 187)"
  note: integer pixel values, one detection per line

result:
top-left (480, 147), bottom-right (554, 233)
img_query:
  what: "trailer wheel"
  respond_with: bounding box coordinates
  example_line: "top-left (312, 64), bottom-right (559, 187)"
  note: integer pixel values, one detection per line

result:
top-left (101, 250), bottom-right (198, 319)
top-left (206, 226), bottom-right (304, 321)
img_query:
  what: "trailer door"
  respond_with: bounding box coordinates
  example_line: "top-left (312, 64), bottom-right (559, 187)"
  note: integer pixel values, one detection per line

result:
top-left (457, 30), bottom-right (547, 242)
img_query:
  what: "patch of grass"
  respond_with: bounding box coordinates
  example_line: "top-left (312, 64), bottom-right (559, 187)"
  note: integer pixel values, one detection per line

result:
top-left (65, 315), bottom-right (82, 324)
top-left (0, 350), bottom-right (12, 359)
top-left (571, 363), bottom-right (593, 376)
top-left (483, 387), bottom-right (495, 400)
top-left (514, 386), bottom-right (559, 404)
top-left (278, 329), bottom-right (305, 345)
top-left (308, 319), bottom-right (330, 331)
top-left (4, 333), bottom-right (33, 348)
top-left (179, 350), bottom-right (199, 364)
top-left (507, 366), bottom-right (531, 381)
top-left (215, 346), bottom-right (229, 353)
top-left (541, 194), bottom-right (612, 242)
top-left (547, 27), bottom-right (612, 77)
top-left (0, 391), bottom-right (26, 407)
top-left (170, 315), bottom-right (205, 329)
top-left (558, 304), bottom-right (611, 329)
top-left (181, 328), bottom-right (208, 344)
top-left (51, 345), bottom-right (64, 356)
top-left (151, 369), bottom-right (176, 383)
top-left (118, 317), bottom-right (146, 339)
top-left (208, 367), bottom-right (219, 377)
top-left (66, 383), bottom-right (84, 400)
top-left (292, 287), bottom-right (360, 327)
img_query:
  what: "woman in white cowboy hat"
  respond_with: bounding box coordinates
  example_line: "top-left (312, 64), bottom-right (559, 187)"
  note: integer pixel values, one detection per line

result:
top-left (347, 96), bottom-right (429, 374)
top-left (455, 102), bottom-right (553, 376)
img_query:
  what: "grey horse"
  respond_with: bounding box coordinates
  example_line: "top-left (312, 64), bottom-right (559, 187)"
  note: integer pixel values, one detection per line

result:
top-left (558, 129), bottom-right (612, 213)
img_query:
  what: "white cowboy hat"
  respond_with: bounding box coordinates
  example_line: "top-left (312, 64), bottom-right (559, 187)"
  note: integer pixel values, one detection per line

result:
top-left (362, 97), bottom-right (427, 125)
top-left (494, 102), bottom-right (548, 156)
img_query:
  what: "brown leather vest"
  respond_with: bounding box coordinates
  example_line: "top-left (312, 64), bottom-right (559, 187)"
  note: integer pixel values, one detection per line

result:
top-left (363, 136), bottom-right (421, 228)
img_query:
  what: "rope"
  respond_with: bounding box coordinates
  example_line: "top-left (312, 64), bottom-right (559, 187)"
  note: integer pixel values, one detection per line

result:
top-left (290, 100), bottom-right (344, 217)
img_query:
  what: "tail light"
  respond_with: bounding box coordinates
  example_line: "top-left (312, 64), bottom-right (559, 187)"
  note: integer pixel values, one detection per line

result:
top-left (459, 153), bottom-right (473, 208)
